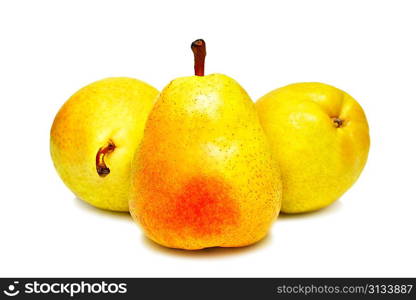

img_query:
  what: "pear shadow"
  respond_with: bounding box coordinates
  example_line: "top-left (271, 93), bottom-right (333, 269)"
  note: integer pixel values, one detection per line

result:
top-left (142, 233), bottom-right (272, 258)
top-left (277, 200), bottom-right (344, 221)
top-left (74, 197), bottom-right (132, 221)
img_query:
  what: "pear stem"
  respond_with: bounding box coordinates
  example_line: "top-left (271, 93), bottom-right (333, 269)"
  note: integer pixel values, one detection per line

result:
top-left (332, 117), bottom-right (344, 128)
top-left (191, 39), bottom-right (206, 76)
top-left (96, 141), bottom-right (115, 177)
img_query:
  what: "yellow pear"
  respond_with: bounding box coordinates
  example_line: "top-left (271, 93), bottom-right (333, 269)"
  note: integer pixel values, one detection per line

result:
top-left (130, 40), bottom-right (281, 250)
top-left (50, 77), bottom-right (159, 211)
top-left (256, 82), bottom-right (370, 213)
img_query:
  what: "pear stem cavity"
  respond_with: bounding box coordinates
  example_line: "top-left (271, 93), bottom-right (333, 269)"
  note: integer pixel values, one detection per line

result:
top-left (191, 39), bottom-right (206, 76)
top-left (332, 117), bottom-right (344, 128)
top-left (96, 141), bottom-right (115, 177)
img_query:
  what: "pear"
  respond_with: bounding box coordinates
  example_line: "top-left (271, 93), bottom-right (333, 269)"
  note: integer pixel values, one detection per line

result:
top-left (130, 40), bottom-right (282, 250)
top-left (256, 82), bottom-right (370, 213)
top-left (50, 77), bottom-right (159, 211)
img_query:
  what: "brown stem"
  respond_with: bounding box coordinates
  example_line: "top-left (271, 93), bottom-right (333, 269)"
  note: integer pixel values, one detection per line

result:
top-left (191, 39), bottom-right (206, 76)
top-left (96, 141), bottom-right (115, 177)
top-left (332, 118), bottom-right (344, 128)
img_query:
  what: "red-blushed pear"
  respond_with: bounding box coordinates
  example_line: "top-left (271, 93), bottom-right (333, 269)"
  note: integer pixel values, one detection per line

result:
top-left (129, 40), bottom-right (282, 250)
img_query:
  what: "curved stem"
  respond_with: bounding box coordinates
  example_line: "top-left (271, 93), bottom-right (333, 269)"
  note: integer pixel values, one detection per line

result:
top-left (191, 39), bottom-right (206, 76)
top-left (96, 141), bottom-right (115, 177)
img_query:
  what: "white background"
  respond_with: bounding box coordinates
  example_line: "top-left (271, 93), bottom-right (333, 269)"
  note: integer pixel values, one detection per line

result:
top-left (1, 0), bottom-right (415, 277)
